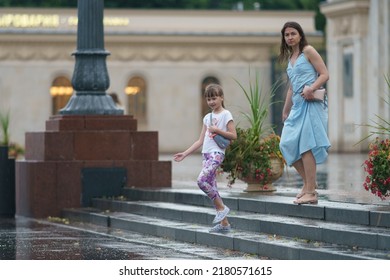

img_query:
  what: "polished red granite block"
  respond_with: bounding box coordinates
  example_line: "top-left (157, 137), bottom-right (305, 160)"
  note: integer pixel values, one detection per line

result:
top-left (16, 161), bottom-right (57, 218)
top-left (84, 115), bottom-right (137, 131)
top-left (56, 162), bottom-right (83, 211)
top-left (25, 132), bottom-right (74, 161)
top-left (15, 161), bottom-right (31, 217)
top-left (46, 115), bottom-right (137, 131)
top-left (25, 132), bottom-right (45, 161)
top-left (73, 131), bottom-right (131, 160)
top-left (125, 160), bottom-right (152, 188)
top-left (16, 159), bottom-right (172, 218)
top-left (130, 131), bottom-right (159, 160)
top-left (46, 115), bottom-right (85, 131)
top-left (44, 132), bottom-right (74, 160)
top-left (151, 160), bottom-right (172, 188)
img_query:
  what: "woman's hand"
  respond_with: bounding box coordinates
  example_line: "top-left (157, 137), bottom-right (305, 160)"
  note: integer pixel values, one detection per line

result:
top-left (301, 85), bottom-right (315, 101)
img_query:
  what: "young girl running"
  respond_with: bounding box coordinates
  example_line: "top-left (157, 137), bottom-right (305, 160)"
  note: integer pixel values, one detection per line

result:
top-left (173, 84), bottom-right (237, 232)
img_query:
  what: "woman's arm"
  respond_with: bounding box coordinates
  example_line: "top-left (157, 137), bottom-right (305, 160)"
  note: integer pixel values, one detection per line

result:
top-left (302, 45), bottom-right (329, 99)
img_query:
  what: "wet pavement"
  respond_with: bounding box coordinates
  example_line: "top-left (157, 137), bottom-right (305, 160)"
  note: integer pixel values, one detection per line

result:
top-left (0, 152), bottom-right (389, 260)
top-left (0, 216), bottom-right (259, 260)
top-left (0, 217), bottom-right (143, 260)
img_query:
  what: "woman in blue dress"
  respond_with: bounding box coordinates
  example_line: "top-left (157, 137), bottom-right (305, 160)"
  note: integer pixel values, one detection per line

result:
top-left (278, 21), bottom-right (331, 205)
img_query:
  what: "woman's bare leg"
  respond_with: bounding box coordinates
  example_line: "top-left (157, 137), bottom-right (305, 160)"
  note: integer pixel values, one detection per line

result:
top-left (292, 159), bottom-right (307, 197)
top-left (293, 151), bottom-right (318, 204)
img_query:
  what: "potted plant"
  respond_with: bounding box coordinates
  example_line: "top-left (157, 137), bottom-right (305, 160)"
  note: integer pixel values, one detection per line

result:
top-left (363, 137), bottom-right (390, 199)
top-left (362, 75), bottom-right (390, 200)
top-left (8, 142), bottom-right (25, 159)
top-left (221, 70), bottom-right (286, 191)
top-left (0, 110), bottom-right (24, 159)
top-left (0, 109), bottom-right (10, 147)
top-left (0, 109), bottom-right (16, 217)
top-left (0, 109), bottom-right (11, 163)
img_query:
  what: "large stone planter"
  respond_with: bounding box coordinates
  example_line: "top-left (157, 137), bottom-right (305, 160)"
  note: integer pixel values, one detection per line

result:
top-left (243, 157), bottom-right (284, 192)
top-left (0, 145), bottom-right (15, 217)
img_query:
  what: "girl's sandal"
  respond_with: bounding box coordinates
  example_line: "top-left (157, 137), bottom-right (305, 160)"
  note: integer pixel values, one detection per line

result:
top-left (293, 191), bottom-right (318, 205)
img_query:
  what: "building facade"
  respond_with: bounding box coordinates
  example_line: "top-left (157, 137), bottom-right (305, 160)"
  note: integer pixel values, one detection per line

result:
top-left (321, 0), bottom-right (390, 152)
top-left (0, 8), bottom-right (321, 153)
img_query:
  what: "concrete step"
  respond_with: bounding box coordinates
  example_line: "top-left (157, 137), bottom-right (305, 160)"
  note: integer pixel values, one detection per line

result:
top-left (87, 199), bottom-right (390, 251)
top-left (61, 188), bottom-right (390, 260)
top-left (62, 207), bottom-right (389, 260)
top-left (123, 188), bottom-right (390, 227)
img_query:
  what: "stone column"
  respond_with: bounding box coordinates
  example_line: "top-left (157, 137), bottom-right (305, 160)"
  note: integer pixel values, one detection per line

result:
top-left (60, 0), bottom-right (122, 115)
top-left (320, 0), bottom-right (370, 152)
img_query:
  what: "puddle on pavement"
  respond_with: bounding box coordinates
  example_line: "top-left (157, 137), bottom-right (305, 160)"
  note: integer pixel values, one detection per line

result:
top-left (2, 217), bottom-right (216, 260)
top-left (0, 218), bottom-right (145, 260)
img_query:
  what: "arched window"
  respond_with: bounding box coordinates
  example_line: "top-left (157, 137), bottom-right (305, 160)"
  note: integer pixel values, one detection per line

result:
top-left (125, 76), bottom-right (146, 122)
top-left (201, 76), bottom-right (220, 117)
top-left (50, 76), bottom-right (73, 115)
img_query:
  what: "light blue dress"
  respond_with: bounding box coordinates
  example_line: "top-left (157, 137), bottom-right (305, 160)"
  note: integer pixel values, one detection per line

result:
top-left (279, 53), bottom-right (331, 166)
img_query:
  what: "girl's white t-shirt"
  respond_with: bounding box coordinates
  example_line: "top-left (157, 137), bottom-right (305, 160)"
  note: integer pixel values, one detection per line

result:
top-left (202, 109), bottom-right (234, 154)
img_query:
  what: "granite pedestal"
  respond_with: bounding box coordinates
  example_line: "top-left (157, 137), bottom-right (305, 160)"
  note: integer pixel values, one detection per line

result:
top-left (16, 115), bottom-right (171, 218)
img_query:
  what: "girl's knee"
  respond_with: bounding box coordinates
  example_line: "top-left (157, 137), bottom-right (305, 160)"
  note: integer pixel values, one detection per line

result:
top-left (197, 175), bottom-right (205, 187)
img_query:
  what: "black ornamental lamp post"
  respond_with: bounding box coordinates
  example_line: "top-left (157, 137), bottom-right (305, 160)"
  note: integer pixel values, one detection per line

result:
top-left (60, 0), bottom-right (123, 115)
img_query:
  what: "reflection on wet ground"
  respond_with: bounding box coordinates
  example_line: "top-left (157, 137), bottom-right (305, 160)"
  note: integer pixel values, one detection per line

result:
top-left (0, 218), bottom-right (143, 260)
top-left (0, 217), bottom-right (258, 260)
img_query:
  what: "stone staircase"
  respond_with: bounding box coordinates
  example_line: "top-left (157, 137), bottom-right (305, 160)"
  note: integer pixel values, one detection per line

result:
top-left (62, 187), bottom-right (390, 260)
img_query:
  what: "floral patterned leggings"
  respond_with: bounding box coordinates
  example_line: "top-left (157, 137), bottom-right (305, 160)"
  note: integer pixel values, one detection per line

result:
top-left (197, 152), bottom-right (224, 202)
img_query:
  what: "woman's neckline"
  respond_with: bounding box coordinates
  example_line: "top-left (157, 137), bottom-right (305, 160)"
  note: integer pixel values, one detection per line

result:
top-left (289, 52), bottom-right (303, 67)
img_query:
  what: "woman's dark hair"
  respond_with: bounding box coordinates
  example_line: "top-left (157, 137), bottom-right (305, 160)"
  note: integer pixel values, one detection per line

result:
top-left (204, 83), bottom-right (225, 108)
top-left (278, 21), bottom-right (308, 64)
